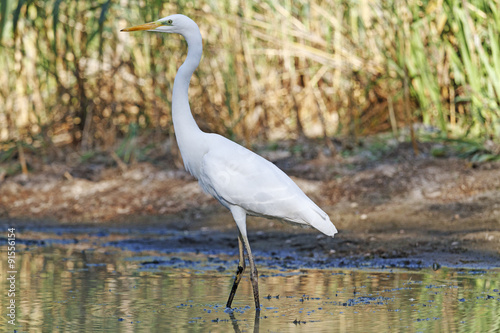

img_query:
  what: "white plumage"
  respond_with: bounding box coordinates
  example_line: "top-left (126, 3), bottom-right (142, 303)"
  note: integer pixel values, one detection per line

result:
top-left (198, 134), bottom-right (337, 236)
top-left (122, 14), bottom-right (337, 310)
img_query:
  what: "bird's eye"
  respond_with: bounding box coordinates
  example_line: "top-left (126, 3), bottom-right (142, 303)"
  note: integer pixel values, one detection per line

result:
top-left (167, 19), bottom-right (173, 25)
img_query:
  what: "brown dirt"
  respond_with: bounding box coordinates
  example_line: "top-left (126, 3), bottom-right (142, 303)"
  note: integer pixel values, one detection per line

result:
top-left (1, 140), bottom-right (499, 267)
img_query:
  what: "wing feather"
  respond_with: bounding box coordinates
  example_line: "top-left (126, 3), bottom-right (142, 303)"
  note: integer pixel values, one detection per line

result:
top-left (198, 135), bottom-right (337, 236)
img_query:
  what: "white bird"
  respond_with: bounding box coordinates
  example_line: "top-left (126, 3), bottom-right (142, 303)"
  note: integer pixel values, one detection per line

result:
top-left (122, 14), bottom-right (337, 310)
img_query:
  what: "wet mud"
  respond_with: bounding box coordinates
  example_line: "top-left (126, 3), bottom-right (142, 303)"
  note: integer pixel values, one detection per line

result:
top-left (1, 140), bottom-right (499, 269)
top-left (6, 210), bottom-right (499, 270)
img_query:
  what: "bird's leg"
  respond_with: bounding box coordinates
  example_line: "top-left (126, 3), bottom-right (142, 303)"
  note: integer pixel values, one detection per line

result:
top-left (253, 305), bottom-right (261, 333)
top-left (226, 233), bottom-right (246, 308)
top-left (241, 232), bottom-right (260, 310)
top-left (229, 206), bottom-right (260, 310)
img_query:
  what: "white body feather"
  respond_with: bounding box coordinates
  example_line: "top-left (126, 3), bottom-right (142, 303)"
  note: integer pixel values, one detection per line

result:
top-left (195, 134), bottom-right (337, 236)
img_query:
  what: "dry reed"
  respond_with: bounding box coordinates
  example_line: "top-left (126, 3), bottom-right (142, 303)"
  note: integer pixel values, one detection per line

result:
top-left (0, 0), bottom-right (499, 162)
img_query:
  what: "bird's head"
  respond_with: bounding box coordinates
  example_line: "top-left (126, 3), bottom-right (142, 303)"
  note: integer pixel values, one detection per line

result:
top-left (121, 14), bottom-right (197, 36)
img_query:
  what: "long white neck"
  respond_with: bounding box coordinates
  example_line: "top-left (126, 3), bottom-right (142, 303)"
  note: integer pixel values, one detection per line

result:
top-left (172, 27), bottom-right (207, 176)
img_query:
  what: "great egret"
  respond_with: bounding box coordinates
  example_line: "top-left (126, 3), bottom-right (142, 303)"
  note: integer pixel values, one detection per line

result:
top-left (122, 14), bottom-right (337, 310)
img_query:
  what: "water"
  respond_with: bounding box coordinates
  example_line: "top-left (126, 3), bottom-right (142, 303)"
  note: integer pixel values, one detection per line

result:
top-left (1, 245), bottom-right (499, 332)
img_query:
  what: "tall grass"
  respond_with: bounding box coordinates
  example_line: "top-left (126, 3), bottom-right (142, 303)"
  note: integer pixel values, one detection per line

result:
top-left (0, 0), bottom-right (499, 158)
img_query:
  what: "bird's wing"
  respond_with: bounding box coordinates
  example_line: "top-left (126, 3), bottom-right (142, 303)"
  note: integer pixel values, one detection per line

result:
top-left (198, 135), bottom-right (337, 236)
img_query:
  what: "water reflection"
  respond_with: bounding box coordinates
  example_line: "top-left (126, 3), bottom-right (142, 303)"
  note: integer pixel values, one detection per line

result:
top-left (229, 310), bottom-right (260, 333)
top-left (0, 245), bottom-right (499, 332)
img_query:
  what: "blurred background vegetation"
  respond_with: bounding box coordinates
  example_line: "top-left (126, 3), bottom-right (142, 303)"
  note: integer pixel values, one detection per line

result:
top-left (1, 0), bottom-right (499, 171)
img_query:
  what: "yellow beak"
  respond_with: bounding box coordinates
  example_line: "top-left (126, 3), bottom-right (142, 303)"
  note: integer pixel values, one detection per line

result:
top-left (121, 21), bottom-right (161, 32)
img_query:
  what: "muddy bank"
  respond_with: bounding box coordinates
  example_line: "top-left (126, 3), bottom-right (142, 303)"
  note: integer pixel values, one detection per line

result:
top-left (1, 140), bottom-right (500, 268)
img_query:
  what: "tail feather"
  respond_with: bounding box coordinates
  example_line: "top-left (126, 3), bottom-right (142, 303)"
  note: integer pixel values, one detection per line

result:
top-left (310, 211), bottom-right (338, 237)
top-left (300, 202), bottom-right (338, 237)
